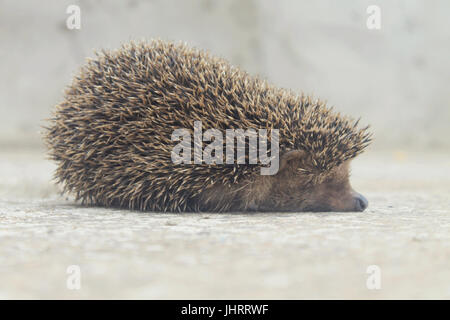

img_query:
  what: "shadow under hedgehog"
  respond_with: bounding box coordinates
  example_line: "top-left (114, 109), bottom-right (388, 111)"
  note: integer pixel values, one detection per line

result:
top-left (44, 40), bottom-right (372, 213)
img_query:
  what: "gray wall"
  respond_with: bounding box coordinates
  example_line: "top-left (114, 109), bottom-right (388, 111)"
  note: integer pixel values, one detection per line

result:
top-left (1, 0), bottom-right (449, 149)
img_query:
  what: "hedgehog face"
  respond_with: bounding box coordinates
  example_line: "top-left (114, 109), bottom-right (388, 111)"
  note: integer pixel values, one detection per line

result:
top-left (258, 150), bottom-right (368, 212)
top-left (296, 162), bottom-right (368, 212)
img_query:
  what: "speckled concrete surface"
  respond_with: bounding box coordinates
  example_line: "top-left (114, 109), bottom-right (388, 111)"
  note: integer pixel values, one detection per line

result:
top-left (0, 149), bottom-right (449, 299)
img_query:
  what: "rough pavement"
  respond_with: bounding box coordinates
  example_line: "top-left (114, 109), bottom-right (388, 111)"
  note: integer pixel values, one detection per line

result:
top-left (0, 149), bottom-right (449, 299)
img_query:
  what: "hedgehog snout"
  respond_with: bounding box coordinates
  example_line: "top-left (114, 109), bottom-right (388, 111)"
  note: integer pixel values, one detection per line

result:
top-left (353, 192), bottom-right (368, 212)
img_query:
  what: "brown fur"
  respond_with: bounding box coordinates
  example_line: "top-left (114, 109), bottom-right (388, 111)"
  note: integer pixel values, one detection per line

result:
top-left (197, 152), bottom-right (358, 212)
top-left (44, 40), bottom-right (371, 212)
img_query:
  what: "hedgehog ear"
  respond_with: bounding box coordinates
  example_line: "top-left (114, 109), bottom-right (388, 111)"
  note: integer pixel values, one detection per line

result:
top-left (279, 150), bottom-right (306, 172)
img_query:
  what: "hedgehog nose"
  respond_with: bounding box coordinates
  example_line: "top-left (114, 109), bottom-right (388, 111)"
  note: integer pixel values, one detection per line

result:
top-left (354, 193), bottom-right (368, 212)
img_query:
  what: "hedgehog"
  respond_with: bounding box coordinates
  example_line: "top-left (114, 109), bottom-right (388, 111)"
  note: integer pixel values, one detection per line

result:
top-left (44, 40), bottom-right (372, 213)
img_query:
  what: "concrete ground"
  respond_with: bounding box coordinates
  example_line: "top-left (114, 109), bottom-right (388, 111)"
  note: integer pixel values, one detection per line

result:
top-left (0, 148), bottom-right (449, 299)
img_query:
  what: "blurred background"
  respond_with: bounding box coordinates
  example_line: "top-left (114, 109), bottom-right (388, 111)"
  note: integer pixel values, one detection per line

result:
top-left (1, 0), bottom-right (449, 150)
